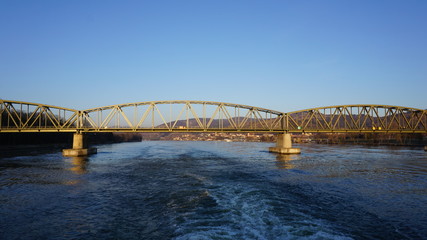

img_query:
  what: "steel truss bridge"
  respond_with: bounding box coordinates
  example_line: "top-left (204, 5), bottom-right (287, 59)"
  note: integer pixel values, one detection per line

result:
top-left (1, 100), bottom-right (427, 134)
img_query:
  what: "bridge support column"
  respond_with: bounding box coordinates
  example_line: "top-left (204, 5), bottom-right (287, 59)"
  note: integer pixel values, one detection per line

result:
top-left (269, 133), bottom-right (301, 154)
top-left (63, 133), bottom-right (97, 157)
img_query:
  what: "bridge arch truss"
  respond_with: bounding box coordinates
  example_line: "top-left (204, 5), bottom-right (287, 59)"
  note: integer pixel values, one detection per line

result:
top-left (1, 100), bottom-right (426, 133)
top-left (0, 100), bottom-right (79, 132)
top-left (286, 105), bottom-right (427, 133)
top-left (80, 101), bottom-right (285, 132)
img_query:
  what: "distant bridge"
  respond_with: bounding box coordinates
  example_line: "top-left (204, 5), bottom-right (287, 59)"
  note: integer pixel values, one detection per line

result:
top-left (1, 99), bottom-right (426, 133)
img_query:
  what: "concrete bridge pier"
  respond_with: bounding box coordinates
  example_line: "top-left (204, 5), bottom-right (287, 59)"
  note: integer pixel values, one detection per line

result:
top-left (269, 133), bottom-right (301, 154)
top-left (63, 133), bottom-right (97, 157)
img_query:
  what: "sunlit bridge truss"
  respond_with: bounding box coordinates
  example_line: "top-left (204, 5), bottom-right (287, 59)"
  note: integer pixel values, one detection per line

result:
top-left (0, 100), bottom-right (79, 132)
top-left (1, 100), bottom-right (426, 133)
top-left (80, 101), bottom-right (284, 132)
top-left (287, 105), bottom-right (427, 133)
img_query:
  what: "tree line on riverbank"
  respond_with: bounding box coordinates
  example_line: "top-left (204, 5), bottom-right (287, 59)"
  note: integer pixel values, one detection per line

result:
top-left (303, 132), bottom-right (427, 146)
top-left (0, 132), bottom-right (425, 147)
top-left (0, 132), bottom-right (143, 146)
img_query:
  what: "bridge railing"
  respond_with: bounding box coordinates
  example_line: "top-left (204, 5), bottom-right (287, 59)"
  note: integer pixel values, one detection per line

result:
top-left (0, 100), bottom-right (79, 132)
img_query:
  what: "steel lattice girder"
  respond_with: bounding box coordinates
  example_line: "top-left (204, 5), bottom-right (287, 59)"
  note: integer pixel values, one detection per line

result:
top-left (0, 100), bottom-right (79, 132)
top-left (286, 105), bottom-right (427, 132)
top-left (1, 100), bottom-right (426, 133)
top-left (80, 101), bottom-right (284, 132)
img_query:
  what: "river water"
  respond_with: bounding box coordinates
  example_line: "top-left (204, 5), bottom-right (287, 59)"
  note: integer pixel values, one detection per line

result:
top-left (0, 141), bottom-right (426, 239)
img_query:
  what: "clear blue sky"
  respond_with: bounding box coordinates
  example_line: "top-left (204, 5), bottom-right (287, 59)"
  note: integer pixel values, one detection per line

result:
top-left (1, 0), bottom-right (426, 112)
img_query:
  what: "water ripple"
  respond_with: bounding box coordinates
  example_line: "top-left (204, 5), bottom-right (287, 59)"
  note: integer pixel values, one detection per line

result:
top-left (1, 142), bottom-right (426, 239)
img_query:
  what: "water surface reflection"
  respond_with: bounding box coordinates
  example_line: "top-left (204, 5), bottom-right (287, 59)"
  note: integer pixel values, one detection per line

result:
top-left (275, 154), bottom-right (300, 169)
top-left (0, 142), bottom-right (426, 239)
top-left (68, 157), bottom-right (88, 175)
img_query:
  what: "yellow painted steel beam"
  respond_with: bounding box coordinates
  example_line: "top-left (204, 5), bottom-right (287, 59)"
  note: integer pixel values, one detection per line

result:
top-left (0, 99), bottom-right (78, 112)
top-left (1, 100), bottom-right (427, 133)
top-left (1, 127), bottom-right (426, 133)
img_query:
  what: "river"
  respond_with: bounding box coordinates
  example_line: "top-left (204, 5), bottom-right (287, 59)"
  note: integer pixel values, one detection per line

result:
top-left (1, 141), bottom-right (426, 239)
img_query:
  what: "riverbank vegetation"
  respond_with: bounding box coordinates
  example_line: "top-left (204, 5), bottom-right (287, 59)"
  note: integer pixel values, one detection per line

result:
top-left (1, 132), bottom-right (425, 147)
top-left (0, 132), bottom-right (142, 146)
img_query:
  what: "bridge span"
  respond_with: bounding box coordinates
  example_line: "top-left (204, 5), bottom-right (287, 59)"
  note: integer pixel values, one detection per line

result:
top-left (1, 99), bottom-right (426, 155)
